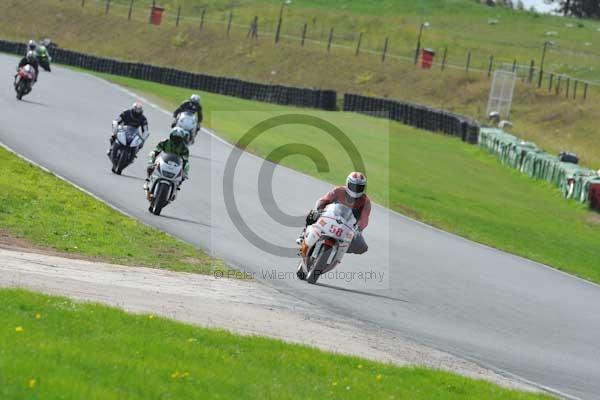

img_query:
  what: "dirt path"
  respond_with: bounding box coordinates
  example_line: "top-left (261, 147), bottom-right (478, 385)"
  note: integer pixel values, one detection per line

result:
top-left (0, 247), bottom-right (538, 393)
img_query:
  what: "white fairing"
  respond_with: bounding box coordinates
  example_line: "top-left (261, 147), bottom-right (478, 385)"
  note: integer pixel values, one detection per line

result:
top-left (176, 112), bottom-right (198, 143)
top-left (150, 153), bottom-right (184, 202)
top-left (115, 125), bottom-right (148, 148)
top-left (301, 203), bottom-right (357, 274)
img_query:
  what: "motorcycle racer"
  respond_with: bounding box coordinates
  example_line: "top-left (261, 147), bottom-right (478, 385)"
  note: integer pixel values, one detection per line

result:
top-left (171, 94), bottom-right (203, 130)
top-left (17, 51), bottom-right (39, 82)
top-left (299, 172), bottom-right (370, 254)
top-left (107, 102), bottom-right (148, 156)
top-left (144, 127), bottom-right (190, 190)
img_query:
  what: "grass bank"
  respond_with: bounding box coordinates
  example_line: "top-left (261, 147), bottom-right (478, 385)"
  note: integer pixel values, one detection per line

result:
top-left (1, 0), bottom-right (600, 168)
top-left (0, 288), bottom-right (551, 400)
top-left (0, 146), bottom-right (228, 275)
top-left (93, 72), bottom-right (600, 284)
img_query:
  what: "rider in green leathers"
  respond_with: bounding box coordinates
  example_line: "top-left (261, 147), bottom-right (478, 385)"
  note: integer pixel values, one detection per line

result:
top-left (144, 127), bottom-right (189, 191)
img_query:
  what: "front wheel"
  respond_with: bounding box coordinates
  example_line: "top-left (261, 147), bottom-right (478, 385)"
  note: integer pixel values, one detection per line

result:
top-left (150, 183), bottom-right (170, 216)
top-left (15, 81), bottom-right (26, 100)
top-left (306, 245), bottom-right (333, 284)
top-left (296, 262), bottom-right (307, 281)
top-left (115, 147), bottom-right (131, 175)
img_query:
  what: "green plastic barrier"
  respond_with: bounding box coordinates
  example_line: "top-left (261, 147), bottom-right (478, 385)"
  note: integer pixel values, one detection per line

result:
top-left (479, 127), bottom-right (599, 206)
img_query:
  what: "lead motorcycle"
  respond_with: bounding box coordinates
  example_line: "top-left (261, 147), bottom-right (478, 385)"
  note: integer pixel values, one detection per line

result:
top-left (175, 111), bottom-right (199, 145)
top-left (109, 121), bottom-right (149, 174)
top-left (297, 203), bottom-right (357, 284)
top-left (145, 153), bottom-right (184, 215)
top-left (14, 65), bottom-right (36, 100)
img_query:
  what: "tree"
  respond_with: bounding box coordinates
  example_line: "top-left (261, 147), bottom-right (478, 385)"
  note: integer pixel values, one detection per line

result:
top-left (545, 0), bottom-right (600, 18)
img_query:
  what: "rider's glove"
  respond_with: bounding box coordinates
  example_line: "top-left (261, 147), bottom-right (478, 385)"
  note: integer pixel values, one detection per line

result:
top-left (306, 209), bottom-right (320, 225)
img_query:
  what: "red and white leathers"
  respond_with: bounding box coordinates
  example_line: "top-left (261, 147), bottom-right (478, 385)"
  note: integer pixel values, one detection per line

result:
top-left (316, 186), bottom-right (371, 232)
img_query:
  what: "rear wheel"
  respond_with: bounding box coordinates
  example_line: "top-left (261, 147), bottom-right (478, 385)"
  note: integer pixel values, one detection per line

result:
top-left (150, 183), bottom-right (170, 216)
top-left (306, 245), bottom-right (332, 284)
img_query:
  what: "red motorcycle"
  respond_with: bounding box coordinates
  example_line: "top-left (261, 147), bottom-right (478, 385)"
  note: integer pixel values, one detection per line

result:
top-left (14, 65), bottom-right (36, 100)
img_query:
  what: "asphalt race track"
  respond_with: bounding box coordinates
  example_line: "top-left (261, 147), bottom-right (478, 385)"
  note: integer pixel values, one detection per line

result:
top-left (1, 53), bottom-right (599, 399)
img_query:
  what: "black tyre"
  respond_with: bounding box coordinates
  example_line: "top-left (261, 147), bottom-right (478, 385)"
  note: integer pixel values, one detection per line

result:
top-left (306, 245), bottom-right (333, 284)
top-left (150, 183), bottom-right (170, 216)
top-left (16, 81), bottom-right (25, 100)
top-left (296, 262), bottom-right (307, 281)
top-left (115, 147), bottom-right (130, 175)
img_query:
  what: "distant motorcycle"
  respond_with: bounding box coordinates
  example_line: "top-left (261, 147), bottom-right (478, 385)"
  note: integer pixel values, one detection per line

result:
top-left (145, 153), bottom-right (184, 215)
top-left (14, 65), bottom-right (36, 100)
top-left (175, 111), bottom-right (199, 145)
top-left (297, 203), bottom-right (357, 284)
top-left (36, 45), bottom-right (52, 72)
top-left (109, 122), bottom-right (149, 174)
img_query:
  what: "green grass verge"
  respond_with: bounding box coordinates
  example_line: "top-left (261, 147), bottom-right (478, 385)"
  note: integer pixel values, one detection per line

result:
top-left (0, 145), bottom-right (228, 275)
top-left (93, 72), bottom-right (600, 284)
top-left (0, 288), bottom-right (551, 399)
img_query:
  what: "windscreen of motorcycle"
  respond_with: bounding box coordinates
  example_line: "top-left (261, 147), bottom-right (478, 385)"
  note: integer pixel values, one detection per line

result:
top-left (117, 126), bottom-right (140, 146)
top-left (323, 203), bottom-right (357, 228)
top-left (177, 113), bottom-right (197, 132)
top-left (157, 153), bottom-right (183, 180)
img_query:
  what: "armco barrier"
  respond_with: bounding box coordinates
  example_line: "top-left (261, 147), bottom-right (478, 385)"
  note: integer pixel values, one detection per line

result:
top-left (479, 127), bottom-right (600, 211)
top-left (343, 93), bottom-right (480, 144)
top-left (0, 39), bottom-right (337, 111)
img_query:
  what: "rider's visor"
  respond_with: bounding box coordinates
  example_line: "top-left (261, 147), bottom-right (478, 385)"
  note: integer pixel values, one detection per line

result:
top-left (348, 182), bottom-right (365, 194)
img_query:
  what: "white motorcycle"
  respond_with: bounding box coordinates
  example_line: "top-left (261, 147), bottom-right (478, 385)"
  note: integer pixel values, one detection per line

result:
top-left (297, 203), bottom-right (357, 284)
top-left (110, 122), bottom-right (149, 175)
top-left (146, 153), bottom-right (184, 216)
top-left (175, 111), bottom-right (198, 145)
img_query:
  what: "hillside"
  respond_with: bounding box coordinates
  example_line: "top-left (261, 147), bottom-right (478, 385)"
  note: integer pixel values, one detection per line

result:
top-left (1, 0), bottom-right (599, 167)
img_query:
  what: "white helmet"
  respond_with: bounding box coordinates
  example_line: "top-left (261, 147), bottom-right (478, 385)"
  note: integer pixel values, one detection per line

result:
top-left (131, 101), bottom-right (143, 115)
top-left (190, 94), bottom-right (200, 104)
top-left (27, 40), bottom-right (36, 51)
top-left (345, 172), bottom-right (367, 198)
top-left (26, 50), bottom-right (36, 62)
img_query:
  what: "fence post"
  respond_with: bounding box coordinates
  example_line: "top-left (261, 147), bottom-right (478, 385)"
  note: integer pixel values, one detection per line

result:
top-left (227, 11), bottom-right (233, 37)
top-left (573, 80), bottom-right (578, 99)
top-left (81, 0), bottom-right (85, 7)
top-left (200, 8), bottom-right (206, 30)
top-left (584, 82), bottom-right (588, 99)
top-left (512, 59), bottom-right (517, 72)
top-left (548, 73), bottom-right (554, 92)
top-left (128, 0), bottom-right (134, 20)
top-left (301, 23), bottom-right (307, 47)
top-left (105, 0), bottom-right (111, 15)
top-left (566, 77), bottom-right (570, 98)
top-left (487, 54), bottom-right (494, 78)
top-left (465, 51), bottom-right (471, 73)
top-left (355, 32), bottom-right (362, 56)
top-left (253, 16), bottom-right (259, 38)
top-left (327, 27), bottom-right (334, 52)
top-left (556, 76), bottom-right (561, 95)
top-left (176, 5), bottom-right (181, 27)
top-left (527, 60), bottom-right (534, 84)
top-left (441, 47), bottom-right (447, 71)
top-left (274, 16), bottom-right (282, 43)
top-left (381, 37), bottom-right (389, 62)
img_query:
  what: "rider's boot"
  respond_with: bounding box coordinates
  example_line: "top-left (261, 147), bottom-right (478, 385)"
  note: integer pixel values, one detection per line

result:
top-left (296, 228), bottom-right (306, 246)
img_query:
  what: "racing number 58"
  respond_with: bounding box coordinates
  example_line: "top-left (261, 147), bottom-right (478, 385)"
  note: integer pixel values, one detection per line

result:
top-left (329, 225), bottom-right (343, 237)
